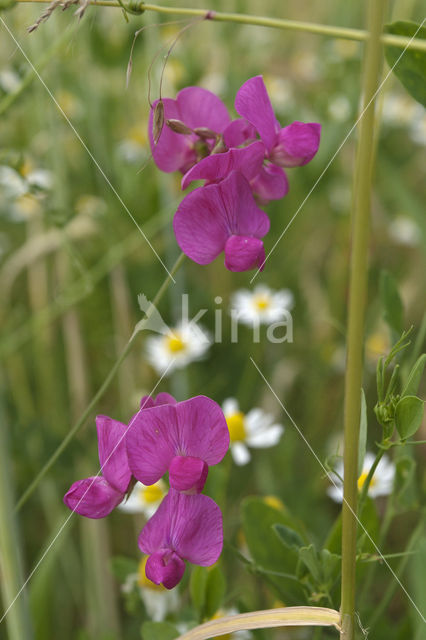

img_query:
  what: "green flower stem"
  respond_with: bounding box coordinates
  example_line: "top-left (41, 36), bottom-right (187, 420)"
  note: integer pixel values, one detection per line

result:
top-left (15, 252), bottom-right (185, 511)
top-left (11, 0), bottom-right (426, 52)
top-left (340, 2), bottom-right (387, 639)
top-left (357, 447), bottom-right (385, 512)
top-left (0, 395), bottom-right (33, 639)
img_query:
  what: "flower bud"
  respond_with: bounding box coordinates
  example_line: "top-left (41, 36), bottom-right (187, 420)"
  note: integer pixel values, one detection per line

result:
top-left (166, 119), bottom-right (193, 135)
top-left (152, 100), bottom-right (165, 144)
top-left (193, 127), bottom-right (218, 140)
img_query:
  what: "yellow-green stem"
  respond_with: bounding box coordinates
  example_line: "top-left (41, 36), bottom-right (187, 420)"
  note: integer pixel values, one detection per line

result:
top-left (16, 252), bottom-right (185, 511)
top-left (10, 1), bottom-right (426, 52)
top-left (340, 2), bottom-right (387, 639)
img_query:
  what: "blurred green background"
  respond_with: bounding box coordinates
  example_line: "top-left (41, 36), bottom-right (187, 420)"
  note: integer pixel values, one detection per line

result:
top-left (0, 0), bottom-right (425, 638)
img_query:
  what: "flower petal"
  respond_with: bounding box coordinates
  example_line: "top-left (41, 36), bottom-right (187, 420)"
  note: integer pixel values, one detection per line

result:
top-left (64, 476), bottom-right (123, 518)
top-left (176, 86), bottom-right (230, 132)
top-left (246, 424), bottom-right (284, 448)
top-left (181, 141), bottom-right (265, 190)
top-left (235, 76), bottom-right (278, 152)
top-left (271, 122), bottom-right (321, 167)
top-left (223, 118), bottom-right (257, 148)
top-left (139, 490), bottom-right (223, 568)
top-left (175, 396), bottom-right (229, 465)
top-left (250, 164), bottom-right (289, 202)
top-left (224, 236), bottom-right (266, 272)
top-left (230, 442), bottom-right (251, 466)
top-left (173, 183), bottom-right (229, 264)
top-left (140, 392), bottom-right (177, 410)
top-left (149, 98), bottom-right (194, 173)
top-left (169, 456), bottom-right (208, 493)
top-left (126, 404), bottom-right (178, 485)
top-left (96, 415), bottom-right (131, 493)
top-left (145, 551), bottom-right (186, 590)
top-left (217, 171), bottom-right (270, 238)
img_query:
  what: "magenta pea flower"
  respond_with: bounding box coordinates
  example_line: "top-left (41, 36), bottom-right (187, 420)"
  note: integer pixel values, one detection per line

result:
top-left (174, 171), bottom-right (270, 272)
top-left (126, 395), bottom-right (229, 494)
top-left (64, 415), bottom-right (132, 519)
top-left (139, 489), bottom-right (223, 589)
top-left (149, 87), bottom-right (231, 174)
top-left (235, 75), bottom-right (321, 169)
top-left (139, 392), bottom-right (177, 410)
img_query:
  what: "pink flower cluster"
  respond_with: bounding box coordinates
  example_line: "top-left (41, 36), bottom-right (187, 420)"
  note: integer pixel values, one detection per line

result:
top-left (64, 393), bottom-right (229, 589)
top-left (150, 75), bottom-right (321, 272)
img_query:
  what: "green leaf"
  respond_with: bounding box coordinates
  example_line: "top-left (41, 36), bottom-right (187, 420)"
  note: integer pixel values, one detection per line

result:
top-left (319, 549), bottom-right (341, 584)
top-left (241, 497), bottom-right (307, 603)
top-left (325, 497), bottom-right (379, 555)
top-left (141, 622), bottom-right (179, 640)
top-left (379, 270), bottom-right (404, 335)
top-left (274, 524), bottom-right (305, 550)
top-left (297, 545), bottom-right (322, 584)
top-left (385, 21), bottom-right (426, 107)
top-left (358, 389), bottom-right (368, 476)
top-left (204, 566), bottom-right (226, 619)
top-left (402, 354), bottom-right (426, 397)
top-left (189, 566), bottom-right (208, 617)
top-left (395, 395), bottom-right (424, 439)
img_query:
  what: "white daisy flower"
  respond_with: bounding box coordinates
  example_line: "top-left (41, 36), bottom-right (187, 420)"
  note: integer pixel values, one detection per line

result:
top-left (118, 480), bottom-right (167, 518)
top-left (222, 398), bottom-right (284, 466)
top-left (146, 321), bottom-right (211, 375)
top-left (230, 285), bottom-right (294, 327)
top-left (327, 452), bottom-right (395, 503)
top-left (388, 216), bottom-right (420, 247)
top-left (0, 166), bottom-right (27, 199)
top-left (122, 556), bottom-right (179, 622)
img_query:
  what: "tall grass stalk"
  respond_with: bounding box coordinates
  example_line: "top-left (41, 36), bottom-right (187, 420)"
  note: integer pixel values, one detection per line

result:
top-left (0, 395), bottom-right (33, 640)
top-left (340, 1), bottom-right (387, 638)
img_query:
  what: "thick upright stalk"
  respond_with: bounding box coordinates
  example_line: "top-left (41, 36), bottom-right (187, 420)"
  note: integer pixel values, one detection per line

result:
top-left (340, 2), bottom-right (387, 639)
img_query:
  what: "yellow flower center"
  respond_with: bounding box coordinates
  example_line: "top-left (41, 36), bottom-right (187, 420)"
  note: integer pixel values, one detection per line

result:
top-left (137, 557), bottom-right (165, 592)
top-left (166, 333), bottom-right (186, 353)
top-left (253, 294), bottom-right (270, 310)
top-left (141, 483), bottom-right (164, 504)
top-left (357, 471), bottom-right (376, 492)
top-left (226, 412), bottom-right (246, 442)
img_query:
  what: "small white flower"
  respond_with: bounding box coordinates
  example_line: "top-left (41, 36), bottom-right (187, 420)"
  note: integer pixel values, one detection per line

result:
top-left (327, 452), bottom-right (395, 503)
top-left (230, 285), bottom-right (293, 327)
top-left (146, 321), bottom-right (211, 375)
top-left (388, 216), bottom-right (420, 247)
top-left (123, 557), bottom-right (179, 621)
top-left (0, 70), bottom-right (21, 93)
top-left (118, 480), bottom-right (167, 518)
top-left (222, 398), bottom-right (284, 466)
top-left (26, 169), bottom-right (53, 191)
top-left (0, 166), bottom-right (28, 199)
top-left (382, 93), bottom-right (418, 126)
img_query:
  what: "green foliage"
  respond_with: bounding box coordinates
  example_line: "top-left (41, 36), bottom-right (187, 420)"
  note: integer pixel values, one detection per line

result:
top-left (402, 354), bottom-right (426, 397)
top-left (140, 622), bottom-right (179, 640)
top-left (395, 395), bottom-right (424, 440)
top-left (325, 497), bottom-right (379, 556)
top-left (379, 270), bottom-right (404, 336)
top-left (394, 455), bottom-right (417, 509)
top-left (189, 565), bottom-right (226, 621)
top-left (385, 21), bottom-right (426, 107)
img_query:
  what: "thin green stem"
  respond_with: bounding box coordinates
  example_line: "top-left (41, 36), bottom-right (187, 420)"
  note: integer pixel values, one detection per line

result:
top-left (357, 447), bottom-right (385, 512)
top-left (340, 2), bottom-right (387, 639)
top-left (16, 252), bottom-right (185, 511)
top-left (11, 0), bottom-right (426, 52)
